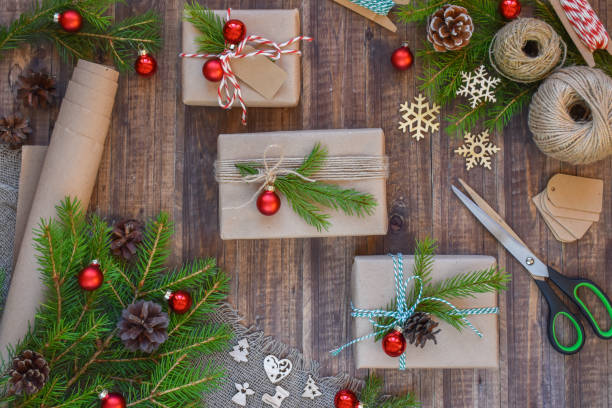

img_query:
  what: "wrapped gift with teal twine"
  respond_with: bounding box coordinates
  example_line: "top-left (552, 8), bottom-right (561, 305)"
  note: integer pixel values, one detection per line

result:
top-left (331, 239), bottom-right (510, 370)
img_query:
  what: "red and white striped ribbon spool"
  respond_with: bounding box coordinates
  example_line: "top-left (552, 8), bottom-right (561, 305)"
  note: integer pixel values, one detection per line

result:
top-left (560, 0), bottom-right (609, 51)
top-left (180, 9), bottom-right (312, 125)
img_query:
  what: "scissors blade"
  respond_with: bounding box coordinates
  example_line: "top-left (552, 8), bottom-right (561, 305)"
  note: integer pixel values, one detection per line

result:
top-left (451, 185), bottom-right (549, 279)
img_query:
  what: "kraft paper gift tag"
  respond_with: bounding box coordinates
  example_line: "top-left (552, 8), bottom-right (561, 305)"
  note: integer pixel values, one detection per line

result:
top-left (217, 129), bottom-right (388, 240)
top-left (229, 45), bottom-right (288, 100)
top-left (533, 193), bottom-right (583, 242)
top-left (352, 255), bottom-right (499, 369)
top-left (546, 174), bottom-right (603, 214)
top-left (182, 9), bottom-right (301, 107)
top-left (0, 61), bottom-right (118, 358)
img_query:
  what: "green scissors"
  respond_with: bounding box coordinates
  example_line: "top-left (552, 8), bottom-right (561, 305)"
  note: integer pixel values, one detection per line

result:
top-left (452, 180), bottom-right (612, 354)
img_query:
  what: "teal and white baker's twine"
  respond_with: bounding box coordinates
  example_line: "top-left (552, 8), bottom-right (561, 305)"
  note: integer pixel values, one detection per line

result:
top-left (330, 253), bottom-right (499, 370)
top-left (349, 0), bottom-right (396, 15)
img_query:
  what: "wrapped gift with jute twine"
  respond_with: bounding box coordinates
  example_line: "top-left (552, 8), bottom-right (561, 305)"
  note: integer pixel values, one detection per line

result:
top-left (215, 129), bottom-right (389, 239)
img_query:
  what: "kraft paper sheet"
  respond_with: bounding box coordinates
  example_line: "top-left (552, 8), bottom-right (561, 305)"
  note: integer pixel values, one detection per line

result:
top-left (0, 61), bottom-right (118, 357)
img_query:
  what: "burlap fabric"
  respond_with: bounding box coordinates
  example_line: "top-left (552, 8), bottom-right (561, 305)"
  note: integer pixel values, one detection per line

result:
top-left (0, 146), bottom-right (20, 303)
top-left (204, 305), bottom-right (361, 407)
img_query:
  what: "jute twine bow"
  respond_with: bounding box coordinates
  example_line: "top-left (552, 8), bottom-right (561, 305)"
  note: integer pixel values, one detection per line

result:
top-left (216, 144), bottom-right (316, 210)
top-left (489, 18), bottom-right (566, 83)
top-left (330, 253), bottom-right (498, 370)
top-left (348, 0), bottom-right (395, 15)
top-left (528, 66), bottom-right (612, 165)
top-left (180, 9), bottom-right (312, 125)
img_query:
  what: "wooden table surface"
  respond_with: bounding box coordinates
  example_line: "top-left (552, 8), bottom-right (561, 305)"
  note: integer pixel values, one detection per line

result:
top-left (1, 0), bottom-right (611, 407)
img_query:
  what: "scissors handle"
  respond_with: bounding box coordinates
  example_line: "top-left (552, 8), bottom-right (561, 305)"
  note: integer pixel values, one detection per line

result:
top-left (535, 278), bottom-right (585, 354)
top-left (547, 267), bottom-right (612, 340)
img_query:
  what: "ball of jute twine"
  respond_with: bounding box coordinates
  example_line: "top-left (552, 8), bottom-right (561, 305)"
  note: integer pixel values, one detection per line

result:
top-left (489, 18), bottom-right (565, 83)
top-left (528, 66), bottom-right (612, 165)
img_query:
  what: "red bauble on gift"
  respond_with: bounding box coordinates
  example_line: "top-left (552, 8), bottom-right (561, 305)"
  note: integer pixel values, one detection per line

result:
top-left (78, 260), bottom-right (103, 291)
top-left (165, 290), bottom-right (193, 314)
top-left (99, 390), bottom-right (126, 408)
top-left (499, 0), bottom-right (521, 19)
top-left (223, 19), bottom-right (247, 44)
top-left (134, 49), bottom-right (157, 77)
top-left (203, 58), bottom-right (224, 82)
top-left (391, 44), bottom-right (413, 71)
top-left (257, 186), bottom-right (281, 216)
top-left (54, 9), bottom-right (83, 32)
top-left (334, 389), bottom-right (362, 408)
top-left (382, 327), bottom-right (407, 357)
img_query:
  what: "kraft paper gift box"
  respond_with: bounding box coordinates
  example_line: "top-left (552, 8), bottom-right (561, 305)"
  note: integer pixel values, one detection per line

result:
top-left (182, 9), bottom-right (302, 107)
top-left (352, 255), bottom-right (499, 369)
top-left (217, 129), bottom-right (388, 240)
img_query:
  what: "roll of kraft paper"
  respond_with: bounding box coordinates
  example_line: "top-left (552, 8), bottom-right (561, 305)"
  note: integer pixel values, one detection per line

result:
top-left (0, 61), bottom-right (118, 357)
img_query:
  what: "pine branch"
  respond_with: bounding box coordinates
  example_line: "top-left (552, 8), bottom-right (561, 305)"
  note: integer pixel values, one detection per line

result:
top-left (183, 2), bottom-right (226, 54)
top-left (359, 374), bottom-right (420, 408)
top-left (0, 0), bottom-right (162, 73)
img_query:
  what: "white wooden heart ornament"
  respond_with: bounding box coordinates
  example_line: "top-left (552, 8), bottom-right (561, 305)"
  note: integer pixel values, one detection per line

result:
top-left (263, 355), bottom-right (293, 384)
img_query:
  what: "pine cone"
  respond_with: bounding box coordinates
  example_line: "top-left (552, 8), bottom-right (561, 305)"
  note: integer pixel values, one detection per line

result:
top-left (427, 5), bottom-right (474, 52)
top-left (8, 350), bottom-right (50, 395)
top-left (0, 115), bottom-right (32, 149)
top-left (17, 69), bottom-right (57, 108)
top-left (111, 219), bottom-right (144, 260)
top-left (117, 300), bottom-right (169, 353)
top-left (403, 312), bottom-right (441, 348)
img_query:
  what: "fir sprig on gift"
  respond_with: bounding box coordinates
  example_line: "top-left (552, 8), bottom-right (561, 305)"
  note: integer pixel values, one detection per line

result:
top-left (375, 238), bottom-right (510, 340)
top-left (0, 198), bottom-right (232, 407)
top-left (396, 0), bottom-right (612, 135)
top-left (0, 0), bottom-right (162, 72)
top-left (183, 2), bottom-right (226, 54)
top-left (236, 143), bottom-right (378, 232)
top-left (360, 374), bottom-right (421, 408)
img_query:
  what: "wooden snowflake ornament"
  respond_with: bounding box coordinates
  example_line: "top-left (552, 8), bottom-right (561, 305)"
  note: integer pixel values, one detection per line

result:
top-left (456, 65), bottom-right (501, 108)
top-left (398, 94), bottom-right (440, 141)
top-left (454, 130), bottom-right (500, 170)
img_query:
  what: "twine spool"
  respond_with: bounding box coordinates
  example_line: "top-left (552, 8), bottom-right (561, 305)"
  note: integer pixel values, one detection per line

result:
top-left (528, 66), bottom-right (612, 165)
top-left (490, 18), bottom-right (565, 83)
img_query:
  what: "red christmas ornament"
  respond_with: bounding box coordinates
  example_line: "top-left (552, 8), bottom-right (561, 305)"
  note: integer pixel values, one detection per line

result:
top-left (382, 326), bottom-right (407, 357)
top-left (223, 19), bottom-right (247, 44)
top-left (134, 49), bottom-right (157, 77)
top-left (257, 186), bottom-right (281, 216)
top-left (99, 390), bottom-right (126, 408)
top-left (334, 389), bottom-right (362, 408)
top-left (499, 0), bottom-right (521, 19)
top-left (391, 44), bottom-right (414, 71)
top-left (165, 290), bottom-right (193, 314)
top-left (203, 58), bottom-right (224, 82)
top-left (54, 9), bottom-right (83, 32)
top-left (78, 260), bottom-right (103, 291)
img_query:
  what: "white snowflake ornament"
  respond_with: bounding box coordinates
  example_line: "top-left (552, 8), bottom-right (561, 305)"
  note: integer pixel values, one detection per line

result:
top-left (454, 130), bottom-right (500, 170)
top-left (229, 338), bottom-right (250, 363)
top-left (456, 65), bottom-right (500, 108)
top-left (262, 386), bottom-right (290, 407)
top-left (232, 382), bottom-right (255, 406)
top-left (398, 93), bottom-right (440, 141)
top-left (302, 375), bottom-right (322, 400)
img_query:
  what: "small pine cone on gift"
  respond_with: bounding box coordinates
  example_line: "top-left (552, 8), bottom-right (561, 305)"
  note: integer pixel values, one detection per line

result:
top-left (403, 312), bottom-right (442, 348)
top-left (117, 300), bottom-right (169, 353)
top-left (0, 114), bottom-right (32, 149)
top-left (427, 5), bottom-right (474, 52)
top-left (8, 350), bottom-right (50, 395)
top-left (111, 219), bottom-right (144, 260)
top-left (17, 69), bottom-right (57, 108)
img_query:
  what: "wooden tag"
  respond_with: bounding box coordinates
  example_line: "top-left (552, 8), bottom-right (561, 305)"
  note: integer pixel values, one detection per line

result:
top-left (231, 45), bottom-right (288, 100)
top-left (533, 194), bottom-right (578, 242)
top-left (542, 191), bottom-right (600, 222)
top-left (546, 174), bottom-right (603, 214)
top-left (538, 193), bottom-right (593, 239)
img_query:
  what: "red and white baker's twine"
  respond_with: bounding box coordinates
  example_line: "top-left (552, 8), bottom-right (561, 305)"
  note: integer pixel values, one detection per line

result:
top-left (180, 9), bottom-right (312, 125)
top-left (560, 0), bottom-right (609, 51)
